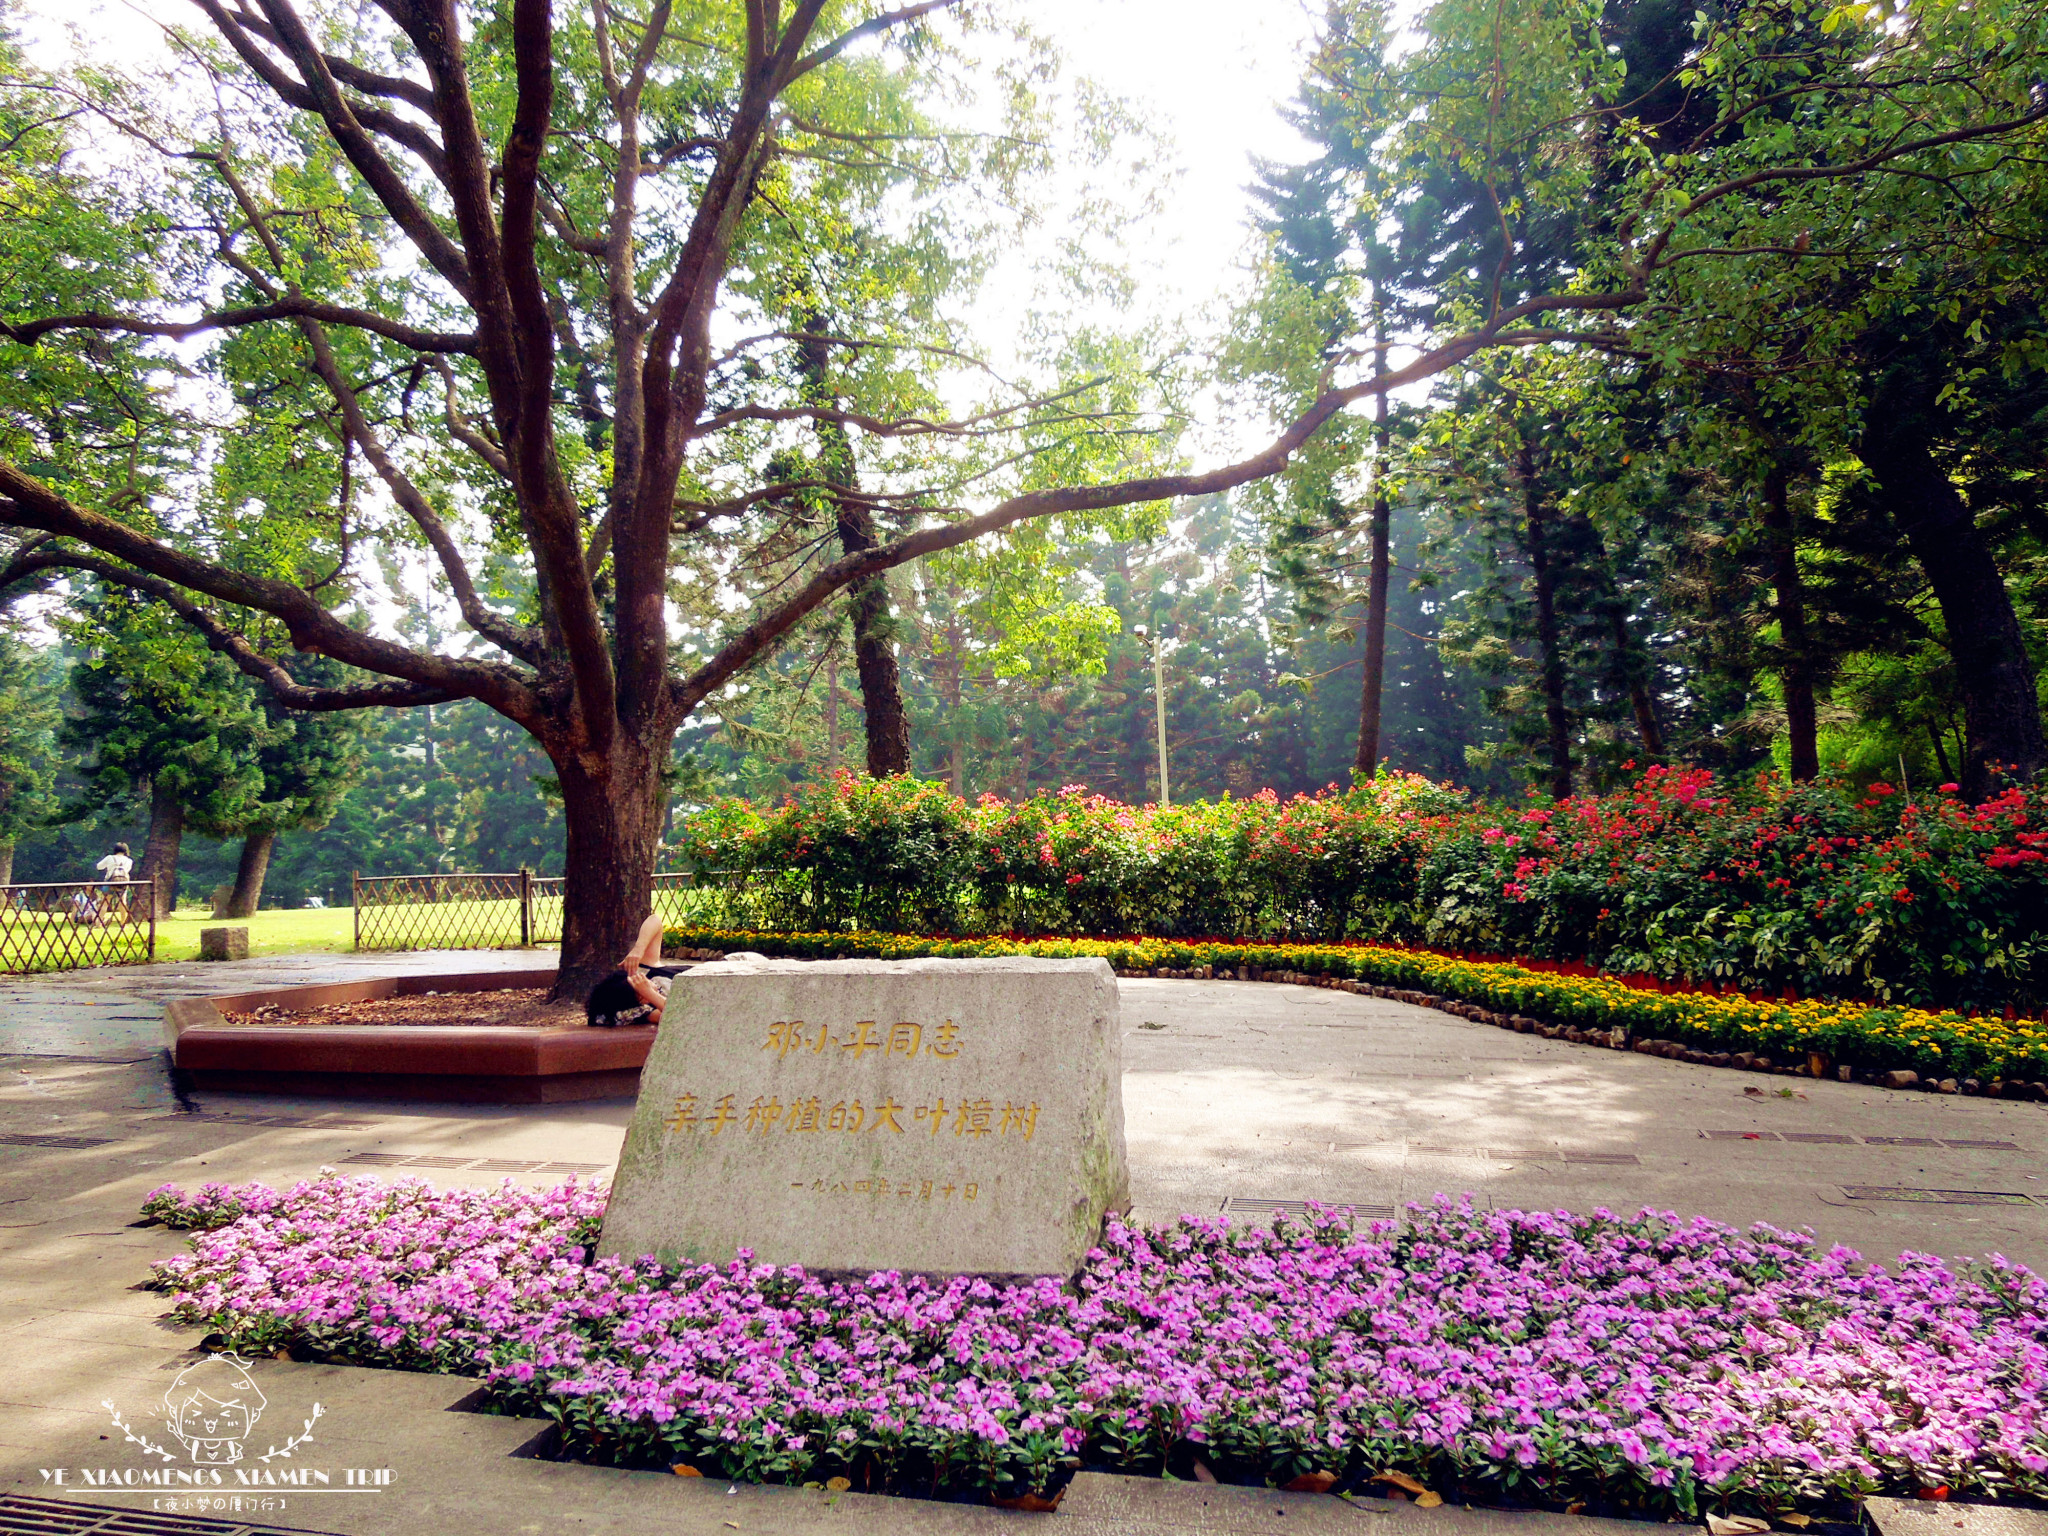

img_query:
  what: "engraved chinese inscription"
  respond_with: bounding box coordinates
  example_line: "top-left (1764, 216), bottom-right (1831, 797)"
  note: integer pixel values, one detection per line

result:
top-left (600, 956), bottom-right (1128, 1276)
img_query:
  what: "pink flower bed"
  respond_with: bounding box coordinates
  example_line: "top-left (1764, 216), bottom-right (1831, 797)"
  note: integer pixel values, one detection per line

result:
top-left (143, 1175), bottom-right (2048, 1513)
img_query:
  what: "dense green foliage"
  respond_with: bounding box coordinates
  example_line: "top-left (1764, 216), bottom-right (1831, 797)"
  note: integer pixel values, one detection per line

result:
top-left (14, 686), bottom-right (568, 907)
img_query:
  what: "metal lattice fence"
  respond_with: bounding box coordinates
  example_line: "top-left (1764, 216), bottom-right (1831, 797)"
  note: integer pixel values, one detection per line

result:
top-left (353, 870), bottom-right (719, 952)
top-left (0, 881), bottom-right (156, 973)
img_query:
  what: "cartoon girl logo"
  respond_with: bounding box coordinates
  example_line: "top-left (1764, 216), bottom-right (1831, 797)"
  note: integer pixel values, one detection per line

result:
top-left (160, 1353), bottom-right (267, 1465)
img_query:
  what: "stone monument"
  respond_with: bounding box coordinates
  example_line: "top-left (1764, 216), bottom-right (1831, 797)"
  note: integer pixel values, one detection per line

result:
top-left (599, 956), bottom-right (1128, 1277)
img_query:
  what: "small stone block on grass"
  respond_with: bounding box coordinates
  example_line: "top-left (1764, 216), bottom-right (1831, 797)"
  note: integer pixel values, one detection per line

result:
top-left (601, 956), bottom-right (1129, 1278)
top-left (199, 925), bottom-right (249, 961)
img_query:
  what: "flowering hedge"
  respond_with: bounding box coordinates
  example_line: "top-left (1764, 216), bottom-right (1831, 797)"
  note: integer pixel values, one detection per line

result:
top-left (675, 767), bottom-right (2048, 1013)
top-left (145, 1175), bottom-right (2048, 1515)
top-left (678, 770), bottom-right (1456, 945)
top-left (668, 925), bottom-right (2048, 1084)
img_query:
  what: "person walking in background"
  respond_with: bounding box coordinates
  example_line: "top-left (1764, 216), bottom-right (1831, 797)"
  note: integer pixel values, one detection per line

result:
top-left (93, 842), bottom-right (133, 923)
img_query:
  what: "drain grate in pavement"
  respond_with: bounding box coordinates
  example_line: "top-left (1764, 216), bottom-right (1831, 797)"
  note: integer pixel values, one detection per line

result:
top-left (1410, 1145), bottom-right (1639, 1163)
top-left (0, 1131), bottom-right (116, 1149)
top-left (0, 1492), bottom-right (343, 1534)
top-left (1841, 1186), bottom-right (2035, 1206)
top-left (338, 1152), bottom-right (609, 1176)
top-left (151, 1114), bottom-right (380, 1130)
top-left (1220, 1197), bottom-right (1399, 1221)
top-left (1706, 1132), bottom-right (2027, 1150)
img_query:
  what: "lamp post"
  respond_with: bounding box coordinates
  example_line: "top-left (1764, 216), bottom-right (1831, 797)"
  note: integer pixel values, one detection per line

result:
top-left (1133, 624), bottom-right (1169, 807)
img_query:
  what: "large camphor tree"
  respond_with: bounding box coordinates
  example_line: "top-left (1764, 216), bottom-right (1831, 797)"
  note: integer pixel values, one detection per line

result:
top-left (3, 0), bottom-right (2045, 987)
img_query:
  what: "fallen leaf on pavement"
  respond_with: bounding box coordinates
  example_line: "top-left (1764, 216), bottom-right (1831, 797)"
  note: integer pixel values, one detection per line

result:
top-left (671, 1464), bottom-right (703, 1478)
top-left (1777, 1514), bottom-right (1811, 1528)
top-left (1192, 1461), bottom-right (1218, 1484)
top-left (1284, 1471), bottom-right (1338, 1493)
top-left (1375, 1471), bottom-right (1429, 1496)
top-left (825, 1476), bottom-right (850, 1492)
top-left (1706, 1515), bottom-right (1770, 1536)
top-left (993, 1489), bottom-right (1065, 1511)
top-left (1418, 1492), bottom-right (1445, 1508)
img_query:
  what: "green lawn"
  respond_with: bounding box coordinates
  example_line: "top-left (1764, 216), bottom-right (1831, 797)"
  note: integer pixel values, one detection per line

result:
top-left (0, 903), bottom-right (367, 972)
top-left (151, 905), bottom-right (363, 963)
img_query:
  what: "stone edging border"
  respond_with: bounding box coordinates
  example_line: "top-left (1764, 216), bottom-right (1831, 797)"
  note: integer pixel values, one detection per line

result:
top-left (166, 968), bottom-right (656, 1103)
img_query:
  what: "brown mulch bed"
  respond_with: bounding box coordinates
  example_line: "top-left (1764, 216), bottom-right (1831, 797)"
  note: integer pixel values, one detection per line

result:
top-left (220, 989), bottom-right (582, 1030)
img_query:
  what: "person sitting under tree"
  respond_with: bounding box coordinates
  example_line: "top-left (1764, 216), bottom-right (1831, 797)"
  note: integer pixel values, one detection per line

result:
top-left (585, 913), bottom-right (684, 1028)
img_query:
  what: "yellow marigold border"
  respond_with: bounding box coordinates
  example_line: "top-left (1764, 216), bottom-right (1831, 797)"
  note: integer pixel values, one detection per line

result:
top-left (666, 926), bottom-right (2048, 1085)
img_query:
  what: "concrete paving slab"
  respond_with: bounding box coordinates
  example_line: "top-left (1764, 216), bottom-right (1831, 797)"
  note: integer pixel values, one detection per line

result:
top-left (1869, 1498), bottom-right (2048, 1536)
top-left (0, 1402), bottom-right (116, 1453)
top-left (1115, 979), bottom-right (2048, 1271)
top-left (1055, 1472), bottom-right (1647, 1535)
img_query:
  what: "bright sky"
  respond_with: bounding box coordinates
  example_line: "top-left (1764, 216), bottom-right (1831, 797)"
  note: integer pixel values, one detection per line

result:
top-left (17, 0), bottom-right (1321, 365)
top-left (1026, 0), bottom-right (1320, 317)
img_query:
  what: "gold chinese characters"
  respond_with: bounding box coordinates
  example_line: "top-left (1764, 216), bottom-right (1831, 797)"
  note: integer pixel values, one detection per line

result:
top-left (760, 1019), bottom-right (964, 1060)
top-left (665, 1091), bottom-right (1039, 1140)
top-left (789, 1177), bottom-right (981, 1201)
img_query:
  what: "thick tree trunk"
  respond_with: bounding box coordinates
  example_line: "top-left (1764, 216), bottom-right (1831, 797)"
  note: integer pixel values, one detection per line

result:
top-left (1520, 441), bottom-right (1573, 800)
top-left (137, 781), bottom-right (183, 921)
top-left (1605, 605), bottom-right (1665, 759)
top-left (825, 651), bottom-right (841, 767)
top-left (1355, 317), bottom-right (1392, 780)
top-left (0, 840), bottom-right (12, 888)
top-left (842, 538), bottom-right (911, 777)
top-left (1863, 422), bottom-right (2046, 798)
top-left (549, 736), bottom-right (666, 1001)
top-left (226, 829), bottom-right (275, 918)
top-left (1930, 725), bottom-right (1955, 785)
top-left (1354, 500), bottom-right (1391, 778)
top-left (1573, 509), bottom-right (1663, 760)
top-left (1761, 464), bottom-right (1819, 781)
top-left (798, 325), bottom-right (911, 777)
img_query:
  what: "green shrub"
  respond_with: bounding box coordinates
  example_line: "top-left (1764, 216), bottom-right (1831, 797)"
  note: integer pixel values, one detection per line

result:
top-left (674, 765), bottom-right (2048, 1011)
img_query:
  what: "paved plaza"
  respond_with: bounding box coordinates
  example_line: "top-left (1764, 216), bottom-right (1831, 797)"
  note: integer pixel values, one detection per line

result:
top-left (1, 956), bottom-right (2045, 1535)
